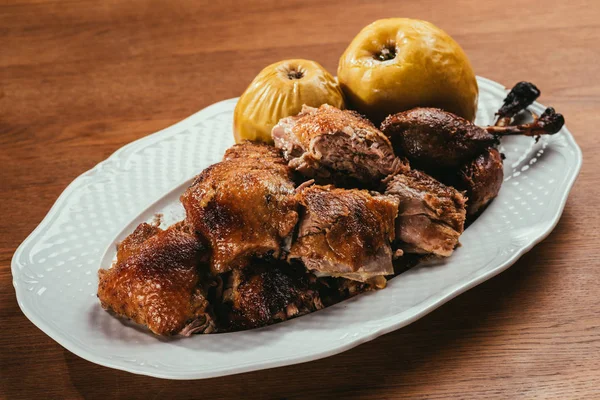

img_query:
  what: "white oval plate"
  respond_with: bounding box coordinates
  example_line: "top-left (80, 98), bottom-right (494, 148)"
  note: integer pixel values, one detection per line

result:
top-left (12, 77), bottom-right (582, 380)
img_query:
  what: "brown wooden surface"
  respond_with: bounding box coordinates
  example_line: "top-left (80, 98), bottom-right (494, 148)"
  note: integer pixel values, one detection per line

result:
top-left (1, 0), bottom-right (599, 398)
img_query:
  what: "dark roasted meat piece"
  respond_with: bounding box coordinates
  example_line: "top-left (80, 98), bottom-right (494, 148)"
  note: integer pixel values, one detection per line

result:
top-left (272, 104), bottom-right (407, 187)
top-left (459, 148), bottom-right (504, 217)
top-left (289, 185), bottom-right (399, 286)
top-left (97, 222), bottom-right (215, 336)
top-left (381, 95), bottom-right (564, 220)
top-left (384, 170), bottom-right (466, 257)
top-left (181, 142), bottom-right (299, 274)
top-left (217, 262), bottom-right (324, 331)
top-left (315, 276), bottom-right (374, 306)
top-left (381, 107), bottom-right (497, 172)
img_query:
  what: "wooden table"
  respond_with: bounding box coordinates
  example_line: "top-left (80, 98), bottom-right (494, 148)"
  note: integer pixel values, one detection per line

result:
top-left (1, 0), bottom-right (599, 398)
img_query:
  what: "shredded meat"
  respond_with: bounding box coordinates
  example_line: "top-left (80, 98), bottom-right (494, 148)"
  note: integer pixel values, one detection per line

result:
top-left (272, 104), bottom-right (408, 187)
top-left (384, 170), bottom-right (466, 257)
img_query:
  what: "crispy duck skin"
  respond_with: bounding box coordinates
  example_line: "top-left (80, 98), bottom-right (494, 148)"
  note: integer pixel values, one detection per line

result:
top-left (217, 262), bottom-right (324, 331)
top-left (289, 184), bottom-right (399, 286)
top-left (272, 104), bottom-right (408, 187)
top-left (180, 142), bottom-right (299, 274)
top-left (315, 276), bottom-right (375, 307)
top-left (222, 140), bottom-right (285, 162)
top-left (380, 105), bottom-right (563, 174)
top-left (459, 147), bottom-right (504, 217)
top-left (381, 107), bottom-right (498, 172)
top-left (381, 84), bottom-right (564, 217)
top-left (384, 170), bottom-right (466, 257)
top-left (114, 222), bottom-right (161, 265)
top-left (97, 222), bottom-right (216, 336)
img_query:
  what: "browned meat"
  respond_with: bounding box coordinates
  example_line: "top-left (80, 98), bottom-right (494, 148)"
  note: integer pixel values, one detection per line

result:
top-left (289, 185), bottom-right (399, 286)
top-left (381, 93), bottom-right (564, 220)
top-left (384, 170), bottom-right (466, 257)
top-left (222, 140), bottom-right (285, 162)
top-left (114, 222), bottom-right (161, 265)
top-left (381, 107), bottom-right (497, 172)
top-left (217, 262), bottom-right (324, 331)
top-left (272, 104), bottom-right (407, 187)
top-left (97, 222), bottom-right (215, 336)
top-left (180, 142), bottom-right (299, 274)
top-left (459, 148), bottom-right (504, 217)
top-left (315, 276), bottom-right (374, 306)
top-left (381, 99), bottom-right (563, 174)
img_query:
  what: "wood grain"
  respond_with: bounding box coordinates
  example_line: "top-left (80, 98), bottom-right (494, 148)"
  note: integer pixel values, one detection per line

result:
top-left (1, 0), bottom-right (599, 398)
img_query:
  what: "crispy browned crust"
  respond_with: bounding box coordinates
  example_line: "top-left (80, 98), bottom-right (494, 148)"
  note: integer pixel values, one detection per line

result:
top-left (290, 185), bottom-right (399, 278)
top-left (460, 147), bottom-right (504, 217)
top-left (115, 222), bottom-right (161, 265)
top-left (97, 223), bottom-right (214, 336)
top-left (223, 140), bottom-right (285, 162)
top-left (218, 262), bottom-right (323, 331)
top-left (181, 142), bottom-right (299, 274)
top-left (381, 107), bottom-right (497, 171)
top-left (315, 275), bottom-right (374, 306)
top-left (291, 104), bottom-right (389, 147)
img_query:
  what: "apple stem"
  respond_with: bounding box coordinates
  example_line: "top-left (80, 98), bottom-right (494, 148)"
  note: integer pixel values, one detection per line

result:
top-left (375, 47), bottom-right (396, 62)
top-left (287, 70), bottom-right (304, 80)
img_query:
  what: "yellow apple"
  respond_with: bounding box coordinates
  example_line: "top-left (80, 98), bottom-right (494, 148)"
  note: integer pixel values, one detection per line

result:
top-left (234, 59), bottom-right (345, 144)
top-left (338, 18), bottom-right (478, 124)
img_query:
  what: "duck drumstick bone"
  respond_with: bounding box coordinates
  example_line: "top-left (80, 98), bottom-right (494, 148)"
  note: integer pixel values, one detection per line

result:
top-left (380, 82), bottom-right (565, 217)
top-left (487, 107), bottom-right (565, 138)
top-left (495, 81), bottom-right (541, 127)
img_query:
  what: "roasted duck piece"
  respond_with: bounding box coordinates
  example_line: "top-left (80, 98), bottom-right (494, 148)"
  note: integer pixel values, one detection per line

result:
top-left (181, 142), bottom-right (299, 274)
top-left (316, 276), bottom-right (374, 306)
top-left (381, 82), bottom-right (565, 216)
top-left (453, 83), bottom-right (550, 216)
top-left (289, 184), bottom-right (399, 287)
top-left (97, 222), bottom-right (216, 336)
top-left (381, 107), bottom-right (497, 172)
top-left (272, 104), bottom-right (408, 187)
top-left (380, 107), bottom-right (562, 173)
top-left (216, 261), bottom-right (324, 331)
top-left (458, 147), bottom-right (504, 218)
top-left (384, 170), bottom-right (466, 257)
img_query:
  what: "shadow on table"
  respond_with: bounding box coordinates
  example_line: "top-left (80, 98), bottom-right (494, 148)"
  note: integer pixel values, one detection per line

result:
top-left (62, 211), bottom-right (575, 400)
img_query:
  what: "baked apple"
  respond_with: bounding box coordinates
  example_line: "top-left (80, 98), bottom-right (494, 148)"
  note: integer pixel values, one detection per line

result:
top-left (338, 18), bottom-right (478, 124)
top-left (234, 59), bottom-right (345, 144)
